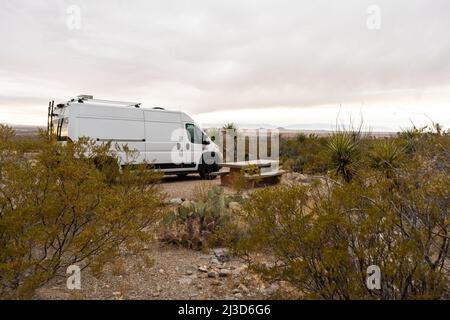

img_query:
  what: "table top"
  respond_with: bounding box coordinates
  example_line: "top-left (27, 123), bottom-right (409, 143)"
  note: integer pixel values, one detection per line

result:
top-left (219, 160), bottom-right (277, 169)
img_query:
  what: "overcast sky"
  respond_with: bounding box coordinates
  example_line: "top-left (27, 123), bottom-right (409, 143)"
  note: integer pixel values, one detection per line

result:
top-left (0, 0), bottom-right (449, 130)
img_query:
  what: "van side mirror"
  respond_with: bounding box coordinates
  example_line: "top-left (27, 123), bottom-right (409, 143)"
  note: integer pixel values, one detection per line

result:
top-left (202, 134), bottom-right (211, 145)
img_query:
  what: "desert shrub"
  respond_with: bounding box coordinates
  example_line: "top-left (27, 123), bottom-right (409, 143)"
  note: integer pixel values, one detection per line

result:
top-left (191, 181), bottom-right (217, 203)
top-left (280, 134), bottom-right (329, 174)
top-left (161, 186), bottom-right (230, 250)
top-left (0, 127), bottom-right (163, 298)
top-left (229, 131), bottom-right (449, 299)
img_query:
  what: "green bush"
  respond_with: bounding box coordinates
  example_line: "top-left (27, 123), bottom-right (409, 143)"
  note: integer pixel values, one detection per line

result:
top-left (0, 126), bottom-right (163, 298)
top-left (229, 130), bottom-right (449, 299)
top-left (280, 134), bottom-right (329, 174)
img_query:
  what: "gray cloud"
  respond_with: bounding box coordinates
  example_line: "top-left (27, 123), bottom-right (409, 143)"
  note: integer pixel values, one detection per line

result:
top-left (0, 0), bottom-right (449, 126)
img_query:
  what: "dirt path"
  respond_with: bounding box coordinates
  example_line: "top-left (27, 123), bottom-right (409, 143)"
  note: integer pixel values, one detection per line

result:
top-left (35, 242), bottom-right (277, 300)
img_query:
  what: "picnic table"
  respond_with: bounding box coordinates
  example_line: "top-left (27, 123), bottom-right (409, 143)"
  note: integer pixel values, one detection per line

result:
top-left (217, 160), bottom-right (285, 187)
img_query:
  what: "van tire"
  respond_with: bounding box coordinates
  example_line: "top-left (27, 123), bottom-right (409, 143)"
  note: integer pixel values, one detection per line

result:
top-left (198, 163), bottom-right (216, 180)
top-left (198, 153), bottom-right (219, 180)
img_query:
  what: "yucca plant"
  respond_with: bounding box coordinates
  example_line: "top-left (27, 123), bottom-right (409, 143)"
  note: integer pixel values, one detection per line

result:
top-left (327, 131), bottom-right (361, 182)
top-left (398, 125), bottom-right (426, 153)
top-left (369, 139), bottom-right (406, 178)
top-left (222, 122), bottom-right (238, 131)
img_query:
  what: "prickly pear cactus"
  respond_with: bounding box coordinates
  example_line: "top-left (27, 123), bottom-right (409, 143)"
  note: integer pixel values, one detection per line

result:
top-left (207, 186), bottom-right (225, 218)
top-left (162, 186), bottom-right (229, 250)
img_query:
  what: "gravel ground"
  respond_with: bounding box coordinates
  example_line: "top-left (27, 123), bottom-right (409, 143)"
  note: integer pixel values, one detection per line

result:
top-left (160, 174), bottom-right (232, 200)
top-left (35, 242), bottom-right (281, 300)
top-left (160, 174), bottom-right (217, 200)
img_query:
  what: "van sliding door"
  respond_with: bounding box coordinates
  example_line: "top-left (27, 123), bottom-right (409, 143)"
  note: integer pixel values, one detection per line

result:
top-left (144, 111), bottom-right (186, 168)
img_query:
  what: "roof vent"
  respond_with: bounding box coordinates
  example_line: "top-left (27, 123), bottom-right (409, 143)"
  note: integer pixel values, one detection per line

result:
top-left (77, 95), bottom-right (94, 100)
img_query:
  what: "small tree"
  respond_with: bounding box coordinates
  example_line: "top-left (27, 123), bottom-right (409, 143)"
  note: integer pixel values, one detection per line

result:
top-left (0, 128), bottom-right (163, 298)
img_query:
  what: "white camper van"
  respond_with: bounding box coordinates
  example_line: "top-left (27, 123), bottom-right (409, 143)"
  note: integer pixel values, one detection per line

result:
top-left (48, 95), bottom-right (222, 179)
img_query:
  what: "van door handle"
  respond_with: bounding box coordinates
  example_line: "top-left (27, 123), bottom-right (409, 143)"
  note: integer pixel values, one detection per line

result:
top-left (176, 143), bottom-right (181, 150)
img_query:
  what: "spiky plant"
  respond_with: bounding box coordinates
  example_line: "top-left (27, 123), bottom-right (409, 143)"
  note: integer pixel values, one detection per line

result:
top-left (327, 131), bottom-right (360, 182)
top-left (222, 122), bottom-right (237, 131)
top-left (370, 139), bottom-right (406, 177)
top-left (398, 125), bottom-right (426, 153)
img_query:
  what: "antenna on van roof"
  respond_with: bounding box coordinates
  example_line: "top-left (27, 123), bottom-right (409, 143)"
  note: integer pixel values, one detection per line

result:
top-left (75, 95), bottom-right (141, 108)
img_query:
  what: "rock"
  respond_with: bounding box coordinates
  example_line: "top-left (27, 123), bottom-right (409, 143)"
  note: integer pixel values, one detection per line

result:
top-left (158, 269), bottom-right (165, 274)
top-left (232, 288), bottom-right (240, 294)
top-left (219, 269), bottom-right (232, 277)
top-left (198, 265), bottom-right (208, 273)
top-left (208, 271), bottom-right (218, 278)
top-left (234, 293), bottom-right (243, 299)
top-left (284, 173), bottom-right (313, 184)
top-left (210, 280), bottom-right (221, 286)
top-left (228, 201), bottom-right (242, 211)
top-left (210, 257), bottom-right (221, 265)
top-left (186, 270), bottom-right (193, 275)
top-left (262, 283), bottom-right (279, 295)
top-left (214, 248), bottom-right (230, 263)
top-left (169, 198), bottom-right (183, 205)
top-left (178, 277), bottom-right (193, 285)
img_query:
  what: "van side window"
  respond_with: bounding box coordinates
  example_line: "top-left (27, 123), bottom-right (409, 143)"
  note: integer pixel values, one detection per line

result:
top-left (185, 123), bottom-right (203, 144)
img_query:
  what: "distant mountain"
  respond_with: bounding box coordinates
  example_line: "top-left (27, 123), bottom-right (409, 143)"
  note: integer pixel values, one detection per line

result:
top-left (202, 122), bottom-right (397, 133)
top-left (4, 124), bottom-right (44, 136)
top-left (201, 123), bottom-right (280, 130)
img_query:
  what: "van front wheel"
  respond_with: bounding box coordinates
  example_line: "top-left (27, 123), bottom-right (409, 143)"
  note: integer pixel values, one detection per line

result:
top-left (198, 163), bottom-right (216, 180)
